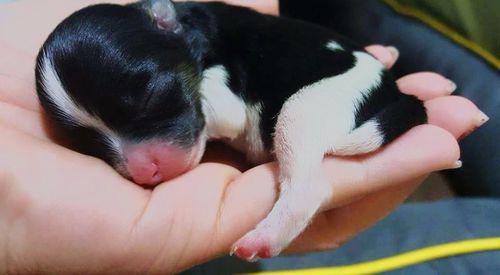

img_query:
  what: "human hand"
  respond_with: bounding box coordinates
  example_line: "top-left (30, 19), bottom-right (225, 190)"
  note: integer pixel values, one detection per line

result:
top-left (0, 0), bottom-right (486, 273)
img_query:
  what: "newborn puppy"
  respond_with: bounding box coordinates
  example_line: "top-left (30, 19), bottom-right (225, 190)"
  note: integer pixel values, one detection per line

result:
top-left (36, 0), bottom-right (426, 261)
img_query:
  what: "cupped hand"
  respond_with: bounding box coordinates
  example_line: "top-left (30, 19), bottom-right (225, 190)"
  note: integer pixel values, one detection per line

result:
top-left (0, 0), bottom-right (485, 274)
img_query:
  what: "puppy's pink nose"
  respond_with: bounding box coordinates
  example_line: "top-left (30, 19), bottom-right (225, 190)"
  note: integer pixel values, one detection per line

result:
top-left (123, 142), bottom-right (195, 186)
top-left (129, 161), bottom-right (163, 185)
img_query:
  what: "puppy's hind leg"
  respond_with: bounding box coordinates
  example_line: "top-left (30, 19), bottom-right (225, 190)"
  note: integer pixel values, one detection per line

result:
top-left (333, 94), bottom-right (427, 156)
top-left (232, 95), bottom-right (351, 261)
top-left (231, 94), bottom-right (427, 260)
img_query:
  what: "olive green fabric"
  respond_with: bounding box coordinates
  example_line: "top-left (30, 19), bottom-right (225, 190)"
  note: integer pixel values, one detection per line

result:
top-left (396, 0), bottom-right (500, 57)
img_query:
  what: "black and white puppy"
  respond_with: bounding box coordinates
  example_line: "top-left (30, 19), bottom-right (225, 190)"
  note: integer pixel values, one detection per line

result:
top-left (35, 0), bottom-right (427, 261)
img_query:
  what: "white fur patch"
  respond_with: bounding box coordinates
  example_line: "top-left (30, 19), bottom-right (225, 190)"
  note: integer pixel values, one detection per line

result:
top-left (275, 51), bottom-right (384, 155)
top-left (243, 103), bottom-right (269, 163)
top-left (199, 65), bottom-right (247, 140)
top-left (228, 102), bottom-right (269, 163)
top-left (333, 120), bottom-right (384, 155)
top-left (199, 65), bottom-right (269, 163)
top-left (251, 51), bottom-right (386, 256)
top-left (39, 54), bottom-right (122, 154)
top-left (326, 40), bottom-right (344, 51)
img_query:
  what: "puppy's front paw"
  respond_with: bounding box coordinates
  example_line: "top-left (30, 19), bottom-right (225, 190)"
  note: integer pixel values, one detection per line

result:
top-left (231, 228), bottom-right (283, 261)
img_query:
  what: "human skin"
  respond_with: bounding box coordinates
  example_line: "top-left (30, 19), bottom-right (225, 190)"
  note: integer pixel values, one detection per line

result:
top-left (0, 0), bottom-right (486, 273)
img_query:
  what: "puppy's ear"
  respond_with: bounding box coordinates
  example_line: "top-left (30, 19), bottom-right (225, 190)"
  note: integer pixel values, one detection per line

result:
top-left (142, 0), bottom-right (182, 33)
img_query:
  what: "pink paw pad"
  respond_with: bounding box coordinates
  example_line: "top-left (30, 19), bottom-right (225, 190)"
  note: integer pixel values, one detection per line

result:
top-left (232, 245), bottom-right (272, 261)
top-left (231, 235), bottom-right (274, 261)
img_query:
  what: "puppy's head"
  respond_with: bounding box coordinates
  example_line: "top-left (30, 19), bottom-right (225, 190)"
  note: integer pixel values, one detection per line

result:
top-left (36, 0), bottom-right (207, 186)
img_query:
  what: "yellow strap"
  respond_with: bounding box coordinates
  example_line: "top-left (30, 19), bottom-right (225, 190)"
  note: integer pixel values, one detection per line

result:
top-left (248, 237), bottom-right (500, 275)
top-left (383, 0), bottom-right (500, 69)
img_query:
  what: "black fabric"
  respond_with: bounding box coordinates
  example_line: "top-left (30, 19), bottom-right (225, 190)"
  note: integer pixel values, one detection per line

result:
top-left (280, 0), bottom-right (500, 197)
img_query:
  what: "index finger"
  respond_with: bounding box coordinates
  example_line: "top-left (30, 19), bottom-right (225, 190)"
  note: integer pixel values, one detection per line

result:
top-left (365, 45), bottom-right (399, 68)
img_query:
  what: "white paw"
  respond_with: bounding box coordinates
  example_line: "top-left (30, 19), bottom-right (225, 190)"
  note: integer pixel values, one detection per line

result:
top-left (231, 227), bottom-right (285, 261)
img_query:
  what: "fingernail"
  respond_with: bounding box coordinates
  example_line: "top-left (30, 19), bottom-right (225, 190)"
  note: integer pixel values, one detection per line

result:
top-left (459, 111), bottom-right (489, 140)
top-left (248, 254), bottom-right (260, 262)
top-left (387, 46), bottom-right (399, 60)
top-left (475, 111), bottom-right (489, 127)
top-left (229, 246), bottom-right (237, 256)
top-left (450, 160), bottom-right (462, 169)
top-left (446, 80), bottom-right (457, 94)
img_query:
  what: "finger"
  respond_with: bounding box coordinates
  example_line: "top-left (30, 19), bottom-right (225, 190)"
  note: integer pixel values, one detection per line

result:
top-left (0, 102), bottom-right (48, 140)
top-left (396, 74), bottom-right (484, 138)
top-left (0, 42), bottom-right (40, 111)
top-left (364, 49), bottom-right (456, 101)
top-left (321, 125), bottom-right (459, 210)
top-left (0, 75), bottom-right (40, 112)
top-left (397, 72), bottom-right (456, 100)
top-left (426, 95), bottom-right (487, 139)
top-left (0, 42), bottom-right (36, 82)
top-left (319, 93), bottom-right (481, 207)
top-left (365, 45), bottom-right (399, 69)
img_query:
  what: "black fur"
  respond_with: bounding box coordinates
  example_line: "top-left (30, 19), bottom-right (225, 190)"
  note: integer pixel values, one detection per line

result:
top-left (36, 0), bottom-right (426, 168)
top-left (353, 71), bottom-right (426, 143)
top-left (37, 3), bottom-right (206, 161)
top-left (198, 3), bottom-right (360, 147)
